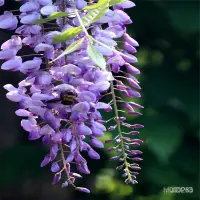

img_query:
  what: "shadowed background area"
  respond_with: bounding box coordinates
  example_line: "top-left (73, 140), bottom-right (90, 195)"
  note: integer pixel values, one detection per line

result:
top-left (0, 0), bottom-right (199, 200)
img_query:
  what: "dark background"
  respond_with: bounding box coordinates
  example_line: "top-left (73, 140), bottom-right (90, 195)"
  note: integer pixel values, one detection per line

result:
top-left (0, 0), bottom-right (199, 199)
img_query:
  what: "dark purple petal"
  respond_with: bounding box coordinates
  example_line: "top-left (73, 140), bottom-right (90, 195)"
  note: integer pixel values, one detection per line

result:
top-left (52, 173), bottom-right (61, 184)
top-left (77, 123), bottom-right (92, 136)
top-left (40, 154), bottom-right (51, 167)
top-left (51, 163), bottom-right (60, 172)
top-left (90, 137), bottom-right (104, 148)
top-left (88, 148), bottom-right (100, 159)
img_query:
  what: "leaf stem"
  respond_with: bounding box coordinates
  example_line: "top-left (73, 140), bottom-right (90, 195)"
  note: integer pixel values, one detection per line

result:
top-left (74, 9), bottom-right (90, 38)
top-left (90, 36), bottom-right (135, 61)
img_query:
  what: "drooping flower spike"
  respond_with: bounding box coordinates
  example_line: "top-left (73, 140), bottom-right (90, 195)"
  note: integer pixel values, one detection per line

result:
top-left (0, 0), bottom-right (143, 193)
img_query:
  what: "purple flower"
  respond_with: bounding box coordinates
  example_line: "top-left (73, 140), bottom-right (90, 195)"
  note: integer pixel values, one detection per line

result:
top-left (0, 0), bottom-right (4, 6)
top-left (0, 12), bottom-right (18, 30)
top-left (1, 56), bottom-right (22, 71)
top-left (0, 0), bottom-right (143, 192)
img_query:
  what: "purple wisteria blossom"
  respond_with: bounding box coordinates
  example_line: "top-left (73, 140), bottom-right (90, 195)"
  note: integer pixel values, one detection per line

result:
top-left (0, 0), bottom-right (143, 193)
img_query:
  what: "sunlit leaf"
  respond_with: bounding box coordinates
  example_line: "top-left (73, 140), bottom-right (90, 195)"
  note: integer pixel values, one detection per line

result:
top-left (51, 37), bottom-right (85, 62)
top-left (109, 0), bottom-right (126, 6)
top-left (87, 43), bottom-right (106, 69)
top-left (83, 0), bottom-right (108, 10)
top-left (34, 12), bottom-right (68, 25)
top-left (53, 26), bottom-right (82, 43)
top-left (82, 1), bottom-right (109, 25)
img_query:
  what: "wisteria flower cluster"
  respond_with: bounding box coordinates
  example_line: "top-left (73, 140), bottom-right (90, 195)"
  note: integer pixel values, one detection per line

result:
top-left (0, 0), bottom-right (143, 193)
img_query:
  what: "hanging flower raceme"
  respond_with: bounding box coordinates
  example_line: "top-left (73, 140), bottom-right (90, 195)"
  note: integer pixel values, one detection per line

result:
top-left (0, 0), bottom-right (143, 193)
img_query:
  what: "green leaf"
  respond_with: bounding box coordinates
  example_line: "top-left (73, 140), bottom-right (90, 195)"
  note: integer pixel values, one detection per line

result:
top-left (50, 37), bottom-right (85, 63)
top-left (109, 0), bottom-right (126, 6)
top-left (82, 1), bottom-right (109, 25)
top-left (34, 12), bottom-right (68, 25)
top-left (53, 26), bottom-right (82, 43)
top-left (87, 43), bottom-right (106, 70)
top-left (83, 0), bottom-right (108, 10)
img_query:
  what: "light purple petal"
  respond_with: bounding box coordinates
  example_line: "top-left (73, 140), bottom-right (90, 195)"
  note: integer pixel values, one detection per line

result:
top-left (20, 2), bottom-right (40, 12)
top-left (6, 91), bottom-right (22, 102)
top-left (77, 123), bottom-right (92, 136)
top-left (0, 12), bottom-right (18, 30)
top-left (41, 5), bottom-right (57, 16)
top-left (1, 56), bottom-right (22, 71)
top-left (90, 137), bottom-right (104, 148)
top-left (15, 109), bottom-right (31, 117)
top-left (20, 12), bottom-right (40, 25)
top-left (78, 91), bottom-right (96, 103)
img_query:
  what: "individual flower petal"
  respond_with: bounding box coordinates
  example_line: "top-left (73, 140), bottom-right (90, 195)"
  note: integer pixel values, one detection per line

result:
top-left (76, 163), bottom-right (90, 174)
top-left (105, 25), bottom-right (125, 38)
top-left (62, 182), bottom-right (69, 188)
top-left (21, 119), bottom-right (35, 132)
top-left (91, 126), bottom-right (104, 137)
top-left (76, 187), bottom-right (90, 193)
top-left (89, 81), bottom-right (110, 92)
top-left (66, 153), bottom-right (74, 163)
top-left (53, 84), bottom-right (75, 91)
top-left (107, 54), bottom-right (125, 66)
top-left (35, 71), bottom-right (52, 86)
top-left (34, 43), bottom-right (54, 53)
top-left (115, 10), bottom-right (132, 24)
top-left (0, 0), bottom-right (4, 6)
top-left (1, 36), bottom-right (22, 51)
top-left (90, 137), bottom-right (104, 148)
top-left (95, 102), bottom-right (112, 111)
top-left (125, 63), bottom-right (140, 74)
top-left (72, 102), bottom-right (90, 113)
top-left (0, 11), bottom-right (18, 30)
top-left (15, 109), bottom-right (31, 117)
top-left (77, 123), bottom-right (92, 136)
top-left (51, 163), bottom-right (60, 172)
top-left (123, 33), bottom-right (139, 46)
top-left (3, 84), bottom-right (17, 92)
top-left (124, 42), bottom-right (137, 53)
top-left (52, 173), bottom-right (61, 184)
top-left (75, 0), bottom-right (87, 9)
top-left (88, 148), bottom-right (100, 159)
top-left (40, 124), bottom-right (55, 136)
top-left (28, 129), bottom-right (41, 140)
top-left (78, 91), bottom-right (96, 102)
top-left (37, 0), bottom-right (53, 6)
top-left (1, 56), bottom-right (22, 71)
top-left (6, 90), bottom-right (22, 102)
top-left (0, 49), bottom-right (17, 60)
top-left (95, 36), bottom-right (117, 46)
top-left (114, 0), bottom-right (135, 9)
top-left (62, 64), bottom-right (82, 75)
top-left (20, 12), bottom-right (40, 25)
top-left (20, 57), bottom-right (42, 74)
top-left (20, 2), bottom-right (40, 12)
top-left (41, 5), bottom-right (57, 16)
top-left (40, 154), bottom-right (51, 167)
top-left (32, 93), bottom-right (52, 101)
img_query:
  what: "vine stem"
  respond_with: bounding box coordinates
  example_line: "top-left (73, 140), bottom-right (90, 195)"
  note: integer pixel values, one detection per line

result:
top-left (59, 143), bottom-right (70, 178)
top-left (58, 0), bottom-right (77, 189)
top-left (108, 66), bottom-right (132, 181)
top-left (59, 143), bottom-right (77, 189)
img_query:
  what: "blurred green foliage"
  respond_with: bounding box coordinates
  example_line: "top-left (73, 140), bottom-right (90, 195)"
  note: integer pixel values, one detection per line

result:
top-left (0, 0), bottom-right (199, 200)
